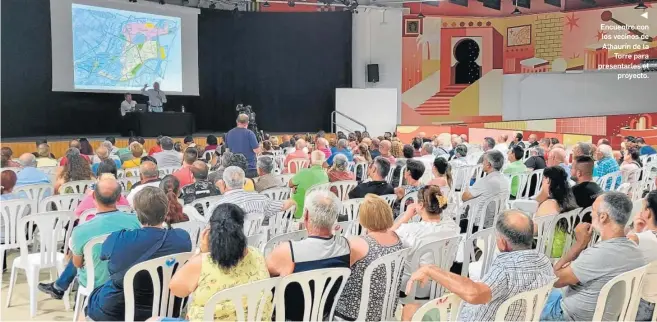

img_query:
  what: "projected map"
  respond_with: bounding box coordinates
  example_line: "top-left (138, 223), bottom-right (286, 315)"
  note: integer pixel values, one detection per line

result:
top-left (72, 4), bottom-right (182, 92)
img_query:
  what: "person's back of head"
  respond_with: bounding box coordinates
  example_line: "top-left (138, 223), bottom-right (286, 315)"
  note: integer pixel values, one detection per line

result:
top-left (577, 142), bottom-right (593, 157)
top-left (236, 114), bottom-right (249, 125)
top-left (69, 139), bottom-right (81, 150)
top-left (295, 138), bottom-right (306, 150)
top-left (636, 137), bottom-right (646, 145)
top-left (573, 156), bottom-right (595, 181)
top-left (644, 190), bottom-right (657, 227)
top-left (304, 190), bottom-right (341, 233)
top-left (597, 144), bottom-right (613, 159)
top-left (191, 161), bottom-right (209, 180)
top-left (93, 174), bottom-right (122, 209)
top-left (19, 153), bottom-right (37, 168)
top-left (160, 136), bottom-right (174, 151)
top-left (310, 150), bottom-right (325, 166)
top-left (332, 154), bottom-right (349, 172)
top-left (417, 185), bottom-right (448, 216)
top-left (257, 156), bottom-right (275, 175)
top-left (223, 166), bottom-right (246, 190)
top-left (549, 147), bottom-right (566, 164)
top-left (495, 210), bottom-right (534, 251)
top-left (531, 147), bottom-right (545, 158)
top-left (433, 157), bottom-right (449, 175)
top-left (128, 136), bottom-right (138, 145)
top-left (105, 137), bottom-right (116, 146)
top-left (421, 142), bottom-right (434, 155)
top-left (160, 175), bottom-right (185, 225)
top-left (37, 143), bottom-right (51, 158)
top-left (206, 135), bottom-right (218, 146)
top-left (454, 144), bottom-right (468, 158)
top-left (543, 166), bottom-right (575, 211)
top-left (96, 146), bottom-right (109, 161)
top-left (140, 160), bottom-right (159, 180)
top-left (184, 136), bottom-right (194, 145)
top-left (359, 194), bottom-right (394, 232)
top-left (405, 159), bottom-right (425, 181)
top-left (1, 170), bottom-right (18, 194)
top-left (263, 140), bottom-right (272, 151)
top-left (483, 150), bottom-right (504, 172)
top-left (593, 192), bottom-right (633, 230)
top-left (626, 148), bottom-right (641, 163)
top-left (227, 153), bottom-right (248, 171)
top-left (371, 157), bottom-right (390, 181)
top-left (380, 140), bottom-right (392, 154)
top-left (402, 144), bottom-right (415, 159)
top-left (208, 203), bottom-right (247, 268)
top-left (371, 138), bottom-right (380, 149)
top-left (101, 140), bottom-right (113, 152)
top-left (97, 159), bottom-right (118, 177)
top-left (510, 145), bottom-right (524, 162)
top-left (412, 138), bottom-right (422, 150)
top-left (130, 142), bottom-right (144, 159)
top-left (337, 139), bottom-right (348, 150)
top-left (515, 132), bottom-right (523, 142)
top-left (133, 186), bottom-right (167, 226)
top-left (183, 147), bottom-right (198, 165)
top-left (79, 139), bottom-right (93, 155)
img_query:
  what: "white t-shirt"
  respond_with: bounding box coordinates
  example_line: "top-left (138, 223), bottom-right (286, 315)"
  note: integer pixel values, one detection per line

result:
top-left (494, 143), bottom-right (508, 156)
top-left (127, 181), bottom-right (161, 206)
top-left (120, 100), bottom-right (137, 116)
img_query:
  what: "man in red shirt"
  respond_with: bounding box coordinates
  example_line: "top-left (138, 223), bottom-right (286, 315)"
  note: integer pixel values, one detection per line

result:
top-left (148, 135), bottom-right (164, 156)
top-left (172, 147), bottom-right (198, 188)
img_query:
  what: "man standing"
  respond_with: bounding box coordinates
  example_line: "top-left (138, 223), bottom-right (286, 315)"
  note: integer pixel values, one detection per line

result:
top-left (225, 114), bottom-right (260, 178)
top-left (141, 82), bottom-right (166, 112)
top-left (120, 93), bottom-right (136, 116)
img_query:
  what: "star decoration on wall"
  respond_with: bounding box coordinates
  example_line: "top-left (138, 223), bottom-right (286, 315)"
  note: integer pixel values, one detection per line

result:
top-left (565, 13), bottom-right (580, 32)
top-left (595, 30), bottom-right (607, 41)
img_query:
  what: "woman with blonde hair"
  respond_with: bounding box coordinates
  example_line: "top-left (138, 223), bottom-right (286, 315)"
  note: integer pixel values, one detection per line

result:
top-left (353, 143), bottom-right (372, 164)
top-left (390, 140), bottom-right (403, 158)
top-left (122, 142), bottom-right (144, 169)
top-left (335, 194), bottom-right (404, 321)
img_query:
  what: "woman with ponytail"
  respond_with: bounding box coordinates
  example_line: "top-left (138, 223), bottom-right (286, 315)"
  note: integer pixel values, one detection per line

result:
top-left (167, 203), bottom-right (272, 321)
top-left (159, 175), bottom-right (188, 225)
top-left (390, 185), bottom-right (460, 321)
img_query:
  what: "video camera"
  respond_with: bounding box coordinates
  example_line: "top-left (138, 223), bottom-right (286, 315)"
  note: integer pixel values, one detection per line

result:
top-left (235, 103), bottom-right (263, 142)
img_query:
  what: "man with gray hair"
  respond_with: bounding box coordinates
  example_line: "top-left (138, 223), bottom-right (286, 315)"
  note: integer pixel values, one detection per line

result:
top-left (462, 150), bottom-right (510, 231)
top-left (16, 153), bottom-right (50, 186)
top-left (127, 160), bottom-right (161, 205)
top-left (542, 192), bottom-right (645, 321)
top-left (593, 144), bottom-right (620, 190)
top-left (415, 141), bottom-right (436, 184)
top-left (266, 190), bottom-right (350, 321)
top-left (572, 142), bottom-right (593, 159)
top-left (289, 150), bottom-right (329, 219)
top-left (326, 138), bottom-right (353, 166)
top-left (406, 210), bottom-right (555, 321)
top-left (254, 155), bottom-right (283, 192)
top-left (349, 156), bottom-right (394, 199)
top-left (153, 136), bottom-right (183, 168)
top-left (450, 143), bottom-right (468, 167)
top-left (215, 166), bottom-right (294, 221)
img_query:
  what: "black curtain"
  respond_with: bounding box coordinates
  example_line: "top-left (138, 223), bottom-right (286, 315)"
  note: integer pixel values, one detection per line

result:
top-left (1, 0), bottom-right (352, 138)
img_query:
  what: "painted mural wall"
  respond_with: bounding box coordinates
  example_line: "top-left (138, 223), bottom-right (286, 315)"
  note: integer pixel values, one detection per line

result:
top-left (401, 4), bottom-right (657, 141)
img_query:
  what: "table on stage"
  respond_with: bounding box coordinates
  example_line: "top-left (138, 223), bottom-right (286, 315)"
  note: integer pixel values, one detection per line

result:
top-left (122, 112), bottom-right (195, 137)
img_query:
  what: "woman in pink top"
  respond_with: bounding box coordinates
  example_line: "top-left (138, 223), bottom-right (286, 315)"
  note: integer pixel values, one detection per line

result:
top-left (74, 162), bottom-right (129, 219)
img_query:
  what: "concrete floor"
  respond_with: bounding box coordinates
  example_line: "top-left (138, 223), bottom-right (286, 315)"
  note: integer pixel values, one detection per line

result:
top-left (1, 251), bottom-right (74, 321)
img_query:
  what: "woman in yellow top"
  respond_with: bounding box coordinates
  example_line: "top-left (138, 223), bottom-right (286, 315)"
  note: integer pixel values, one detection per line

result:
top-left (165, 203), bottom-right (272, 322)
top-left (122, 142), bottom-right (144, 169)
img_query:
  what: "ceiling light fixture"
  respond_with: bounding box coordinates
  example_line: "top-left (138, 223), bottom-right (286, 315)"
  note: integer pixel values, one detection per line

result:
top-left (635, 1), bottom-right (647, 9)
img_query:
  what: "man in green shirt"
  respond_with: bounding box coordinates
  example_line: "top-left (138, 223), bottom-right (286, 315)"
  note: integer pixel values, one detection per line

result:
top-left (504, 145), bottom-right (528, 197)
top-left (38, 175), bottom-right (141, 299)
top-left (289, 150), bottom-right (329, 218)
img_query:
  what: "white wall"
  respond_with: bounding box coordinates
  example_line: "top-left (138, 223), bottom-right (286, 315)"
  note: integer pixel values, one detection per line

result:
top-left (346, 9), bottom-right (403, 134)
top-left (336, 88), bottom-right (398, 136)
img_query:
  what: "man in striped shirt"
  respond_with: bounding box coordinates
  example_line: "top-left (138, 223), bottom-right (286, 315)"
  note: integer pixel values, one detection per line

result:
top-left (213, 166), bottom-right (295, 221)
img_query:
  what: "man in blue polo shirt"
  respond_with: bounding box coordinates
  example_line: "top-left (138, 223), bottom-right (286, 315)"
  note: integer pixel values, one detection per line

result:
top-left (326, 139), bottom-right (353, 166)
top-left (225, 114), bottom-right (260, 178)
top-left (38, 175), bottom-right (140, 299)
top-left (16, 153), bottom-right (50, 186)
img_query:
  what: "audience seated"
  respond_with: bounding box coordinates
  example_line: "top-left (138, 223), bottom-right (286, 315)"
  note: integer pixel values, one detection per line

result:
top-left (92, 146), bottom-right (122, 175)
top-left (353, 143), bottom-right (372, 164)
top-left (55, 149), bottom-right (94, 193)
top-left (172, 147), bottom-right (198, 188)
top-left (494, 135), bottom-right (509, 155)
top-left (116, 137), bottom-right (138, 162)
top-left (74, 160), bottom-right (130, 219)
top-left (390, 140), bottom-right (403, 159)
top-left (16, 153), bottom-right (51, 186)
top-left (153, 136), bottom-right (183, 168)
top-left (527, 134), bottom-right (539, 148)
top-left (393, 159), bottom-right (425, 217)
top-left (267, 190), bottom-right (349, 321)
top-left (289, 150), bottom-right (329, 219)
top-left (283, 139), bottom-right (309, 174)
top-left (620, 148), bottom-right (643, 182)
top-left (35, 143), bottom-right (57, 167)
top-left (509, 132), bottom-right (526, 149)
top-left (148, 135), bottom-right (164, 156)
top-left (59, 140), bottom-right (91, 166)
top-left (159, 175), bottom-right (188, 225)
top-left (535, 166), bottom-right (578, 258)
top-left (1, 170), bottom-right (28, 201)
top-left (38, 174), bottom-right (141, 301)
top-left (390, 185), bottom-right (459, 320)
top-left (504, 146), bottom-right (528, 198)
top-left (594, 144), bottom-right (620, 181)
top-left (542, 192), bottom-right (645, 321)
top-left (570, 156), bottom-right (603, 209)
top-left (253, 156), bottom-right (281, 192)
top-left (427, 157), bottom-right (451, 195)
top-left (462, 150), bottom-right (509, 231)
top-left (204, 134), bottom-right (218, 152)
top-left (449, 144), bottom-right (468, 167)
top-left (155, 203), bottom-right (272, 321)
top-left (217, 166), bottom-right (294, 221)
top-left (328, 154), bottom-right (356, 182)
top-left (637, 137), bottom-right (656, 156)
top-left (181, 160), bottom-right (220, 206)
top-left (127, 161), bottom-right (161, 205)
top-left (85, 187), bottom-right (191, 321)
top-left (1, 147), bottom-right (21, 168)
top-left (407, 210), bottom-right (555, 321)
top-left (121, 142), bottom-right (144, 169)
top-left (525, 147), bottom-right (547, 171)
top-left (378, 140), bottom-right (396, 165)
top-left (348, 157), bottom-right (394, 199)
top-left (627, 190), bottom-right (657, 321)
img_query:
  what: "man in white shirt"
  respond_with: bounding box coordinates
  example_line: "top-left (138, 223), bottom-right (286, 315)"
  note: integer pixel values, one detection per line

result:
top-left (120, 93), bottom-right (137, 116)
top-left (416, 142), bottom-right (437, 184)
top-left (141, 82), bottom-right (167, 112)
top-left (494, 134), bottom-right (509, 156)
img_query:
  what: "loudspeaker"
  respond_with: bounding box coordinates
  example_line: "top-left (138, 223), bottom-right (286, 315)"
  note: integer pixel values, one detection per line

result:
top-left (367, 64), bottom-right (379, 83)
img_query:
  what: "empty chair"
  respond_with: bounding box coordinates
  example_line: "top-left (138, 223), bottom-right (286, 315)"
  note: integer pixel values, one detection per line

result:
top-left (0, 199), bottom-right (32, 287)
top-left (59, 179), bottom-right (95, 194)
top-left (202, 278), bottom-right (280, 321)
top-left (39, 193), bottom-right (84, 213)
top-left (274, 268), bottom-right (352, 321)
top-left (260, 186), bottom-right (290, 201)
top-left (493, 278), bottom-right (558, 321)
top-left (411, 293), bottom-right (463, 321)
top-left (287, 158), bottom-right (309, 174)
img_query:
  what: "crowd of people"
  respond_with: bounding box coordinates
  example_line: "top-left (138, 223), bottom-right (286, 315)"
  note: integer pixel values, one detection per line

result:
top-left (1, 117), bottom-right (656, 322)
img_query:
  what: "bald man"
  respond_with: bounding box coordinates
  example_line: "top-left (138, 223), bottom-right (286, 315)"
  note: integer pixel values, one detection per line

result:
top-left (225, 113), bottom-right (260, 178)
top-left (548, 148), bottom-right (571, 173)
top-left (404, 210), bottom-right (555, 321)
top-left (528, 134), bottom-right (539, 148)
top-left (127, 161), bottom-right (161, 205)
top-left (38, 174), bottom-right (141, 300)
top-left (182, 160), bottom-right (221, 205)
top-left (379, 140), bottom-right (396, 164)
top-left (16, 153), bottom-right (51, 186)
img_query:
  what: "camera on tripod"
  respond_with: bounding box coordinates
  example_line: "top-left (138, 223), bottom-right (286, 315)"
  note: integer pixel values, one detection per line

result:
top-left (235, 104), bottom-right (263, 142)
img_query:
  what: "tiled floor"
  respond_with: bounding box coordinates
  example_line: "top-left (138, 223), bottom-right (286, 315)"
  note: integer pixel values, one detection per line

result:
top-left (1, 252), bottom-right (75, 321)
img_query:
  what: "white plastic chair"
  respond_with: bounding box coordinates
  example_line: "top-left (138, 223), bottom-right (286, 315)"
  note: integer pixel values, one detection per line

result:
top-left (72, 234), bottom-right (109, 322)
top-left (244, 218), bottom-right (263, 237)
top-left (263, 230), bottom-right (308, 256)
top-left (534, 208), bottom-right (583, 259)
top-left (183, 205), bottom-right (207, 222)
top-left (1, 167), bottom-right (21, 174)
top-left (396, 165), bottom-right (407, 187)
top-left (461, 192), bottom-right (508, 239)
top-left (341, 198), bottom-right (363, 221)
top-left (506, 172), bottom-right (531, 200)
top-left (597, 170), bottom-right (623, 191)
top-left (493, 278), bottom-right (558, 321)
top-left (203, 151), bottom-right (214, 163)
top-left (592, 264), bottom-right (650, 321)
top-left (267, 206), bottom-right (297, 237)
top-left (158, 166), bottom-right (180, 178)
top-left (123, 252), bottom-right (194, 322)
top-left (353, 162), bottom-right (368, 180)
top-left (380, 194), bottom-right (397, 208)
top-left (400, 191), bottom-right (419, 215)
top-left (39, 193), bottom-right (84, 213)
top-left (355, 248), bottom-right (410, 321)
top-left (6, 211), bottom-right (75, 316)
top-left (58, 180), bottom-right (94, 194)
top-left (288, 158), bottom-right (310, 174)
top-left (274, 268), bottom-right (351, 321)
top-left (118, 176), bottom-right (141, 196)
top-left (403, 235), bottom-right (462, 303)
top-left (411, 293), bottom-right (463, 321)
top-left (260, 187), bottom-right (291, 201)
top-left (275, 174), bottom-right (294, 187)
top-left (534, 213), bottom-right (558, 257)
top-left (527, 169), bottom-right (544, 198)
top-left (0, 199), bottom-right (32, 288)
top-left (461, 227), bottom-right (497, 280)
top-left (203, 277), bottom-right (280, 321)
top-left (639, 260), bottom-right (657, 322)
top-left (334, 220), bottom-right (358, 237)
top-left (247, 233), bottom-right (267, 250)
top-left (385, 165), bottom-right (397, 184)
top-left (190, 195), bottom-right (223, 218)
top-left (172, 220), bottom-right (207, 249)
top-left (329, 180), bottom-right (358, 201)
top-left (13, 183), bottom-right (53, 210)
top-left (123, 167), bottom-right (140, 178)
top-left (511, 199), bottom-right (539, 214)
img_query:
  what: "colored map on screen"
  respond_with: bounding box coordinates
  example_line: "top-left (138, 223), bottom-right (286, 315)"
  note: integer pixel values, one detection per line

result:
top-left (72, 4), bottom-right (182, 92)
